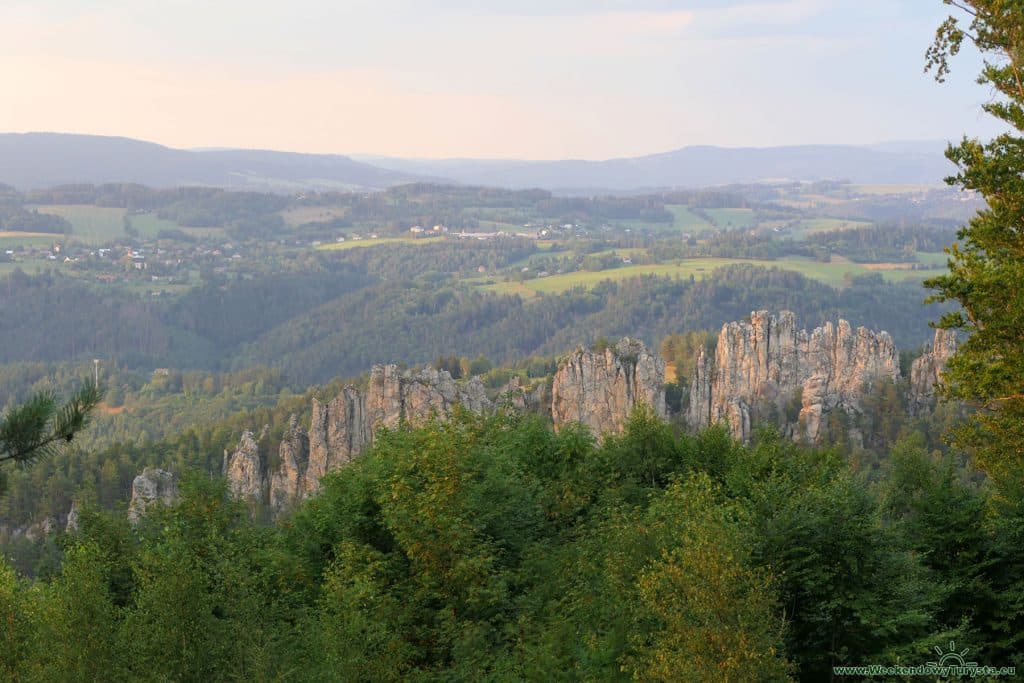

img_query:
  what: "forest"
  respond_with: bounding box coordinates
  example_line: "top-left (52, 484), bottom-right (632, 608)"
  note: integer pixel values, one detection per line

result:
top-left (4, 1), bottom-right (1024, 680)
top-left (0, 411), bottom-right (1019, 680)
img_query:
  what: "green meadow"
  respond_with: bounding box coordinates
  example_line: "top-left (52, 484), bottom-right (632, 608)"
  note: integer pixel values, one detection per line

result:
top-left (478, 255), bottom-right (948, 296)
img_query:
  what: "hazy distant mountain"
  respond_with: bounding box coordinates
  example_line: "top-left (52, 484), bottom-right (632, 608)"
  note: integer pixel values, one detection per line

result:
top-left (0, 133), bottom-right (428, 191)
top-left (358, 142), bottom-right (954, 191)
top-left (0, 132), bottom-right (953, 192)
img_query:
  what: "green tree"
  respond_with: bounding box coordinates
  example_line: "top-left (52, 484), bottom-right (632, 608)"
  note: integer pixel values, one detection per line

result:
top-left (925, 1), bottom-right (1024, 476)
top-left (0, 381), bottom-right (102, 493)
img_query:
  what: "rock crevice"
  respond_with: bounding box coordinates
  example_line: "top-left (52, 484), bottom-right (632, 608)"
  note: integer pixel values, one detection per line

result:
top-left (550, 337), bottom-right (666, 435)
top-left (687, 311), bottom-right (901, 442)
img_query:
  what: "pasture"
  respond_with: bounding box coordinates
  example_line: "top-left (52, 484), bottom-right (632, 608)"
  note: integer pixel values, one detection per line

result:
top-left (478, 255), bottom-right (948, 296)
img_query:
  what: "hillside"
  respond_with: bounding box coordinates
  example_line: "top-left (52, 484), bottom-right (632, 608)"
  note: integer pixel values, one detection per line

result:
top-left (0, 133), bottom-right (427, 191)
top-left (1, 133), bottom-right (952, 192)
top-left (358, 141), bottom-right (952, 191)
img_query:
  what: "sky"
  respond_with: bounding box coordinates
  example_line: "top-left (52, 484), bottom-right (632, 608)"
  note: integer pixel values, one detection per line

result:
top-left (0, 0), bottom-right (1004, 159)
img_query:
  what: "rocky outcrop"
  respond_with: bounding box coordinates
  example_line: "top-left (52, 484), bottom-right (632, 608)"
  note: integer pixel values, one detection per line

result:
top-left (223, 428), bottom-right (268, 506)
top-left (496, 376), bottom-right (544, 411)
top-left (65, 501), bottom-right (79, 534)
top-left (909, 328), bottom-right (957, 413)
top-left (367, 364), bottom-right (491, 434)
top-left (307, 387), bottom-right (370, 494)
top-left (128, 468), bottom-right (179, 524)
top-left (687, 311), bottom-right (900, 442)
top-left (551, 338), bottom-right (666, 436)
top-left (269, 415), bottom-right (311, 513)
top-left (225, 364), bottom-right (494, 515)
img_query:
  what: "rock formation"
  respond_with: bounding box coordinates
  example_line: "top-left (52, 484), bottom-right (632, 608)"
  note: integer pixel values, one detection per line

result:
top-left (223, 427), bottom-right (268, 506)
top-left (909, 328), bottom-right (957, 413)
top-left (128, 468), bottom-right (179, 524)
top-left (224, 364), bottom-right (494, 515)
top-left (366, 364), bottom-right (491, 435)
top-left (550, 337), bottom-right (666, 436)
top-left (496, 376), bottom-right (544, 411)
top-left (65, 501), bottom-right (79, 534)
top-left (269, 415), bottom-right (311, 512)
top-left (687, 311), bottom-right (900, 442)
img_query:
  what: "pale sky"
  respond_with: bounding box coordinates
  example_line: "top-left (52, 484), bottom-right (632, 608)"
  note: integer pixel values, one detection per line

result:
top-left (0, 0), bottom-right (1002, 159)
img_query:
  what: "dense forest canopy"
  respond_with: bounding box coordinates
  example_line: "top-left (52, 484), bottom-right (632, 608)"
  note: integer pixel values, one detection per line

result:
top-left (7, 2), bottom-right (1024, 680)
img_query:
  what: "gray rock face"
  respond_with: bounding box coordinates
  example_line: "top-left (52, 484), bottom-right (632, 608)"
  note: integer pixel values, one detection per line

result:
top-left (497, 376), bottom-right (544, 411)
top-left (367, 364), bottom-right (493, 435)
top-left (225, 364), bottom-right (493, 515)
top-left (223, 428), bottom-right (268, 506)
top-left (909, 328), bottom-right (957, 414)
top-left (65, 501), bottom-right (79, 534)
top-left (128, 468), bottom-right (179, 524)
top-left (550, 337), bottom-right (666, 436)
top-left (307, 387), bottom-right (370, 493)
top-left (687, 311), bottom-right (900, 442)
top-left (269, 415), bottom-right (311, 513)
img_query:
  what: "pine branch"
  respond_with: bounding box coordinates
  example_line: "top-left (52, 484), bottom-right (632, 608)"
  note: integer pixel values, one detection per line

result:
top-left (0, 381), bottom-right (104, 467)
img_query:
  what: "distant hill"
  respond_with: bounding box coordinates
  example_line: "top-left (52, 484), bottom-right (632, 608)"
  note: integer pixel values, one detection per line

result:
top-left (358, 141), bottom-right (954, 191)
top-left (0, 132), bottom-right (953, 192)
top-left (0, 133), bottom-right (429, 191)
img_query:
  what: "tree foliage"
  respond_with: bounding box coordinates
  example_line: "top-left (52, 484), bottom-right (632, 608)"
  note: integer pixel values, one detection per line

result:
top-left (925, 0), bottom-right (1024, 476)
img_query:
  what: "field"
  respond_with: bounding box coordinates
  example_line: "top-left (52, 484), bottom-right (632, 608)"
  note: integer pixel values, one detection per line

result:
top-left (478, 255), bottom-right (948, 295)
top-left (666, 205), bottom-right (715, 233)
top-left (315, 237), bottom-right (430, 251)
top-left (705, 208), bottom-right (755, 228)
top-left (0, 261), bottom-right (47, 276)
top-left (795, 217), bottom-right (874, 235)
top-left (280, 206), bottom-right (347, 227)
top-left (851, 184), bottom-right (938, 195)
top-left (27, 205), bottom-right (208, 243)
top-left (31, 205), bottom-right (130, 242)
top-left (477, 220), bottom-right (524, 233)
top-left (0, 231), bottom-right (56, 249)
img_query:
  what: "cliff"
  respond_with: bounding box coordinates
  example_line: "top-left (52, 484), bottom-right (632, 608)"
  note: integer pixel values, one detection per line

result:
top-left (158, 325), bottom-right (958, 521)
top-left (225, 341), bottom-right (663, 514)
top-left (223, 363), bottom-right (495, 514)
top-left (687, 311), bottom-right (900, 442)
top-left (128, 468), bottom-right (180, 524)
top-left (908, 328), bottom-right (957, 413)
top-left (551, 338), bottom-right (666, 435)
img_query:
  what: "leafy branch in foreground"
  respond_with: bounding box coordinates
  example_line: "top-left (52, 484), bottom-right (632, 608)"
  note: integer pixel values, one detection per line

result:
top-left (924, 1), bottom-right (1024, 475)
top-left (0, 381), bottom-right (104, 468)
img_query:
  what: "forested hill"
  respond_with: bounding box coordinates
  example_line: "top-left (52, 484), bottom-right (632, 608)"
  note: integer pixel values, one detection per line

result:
top-left (0, 265), bottom-right (942, 389)
top-left (359, 141), bottom-right (951, 190)
top-left (0, 133), bottom-right (428, 191)
top-left (0, 133), bottom-right (950, 191)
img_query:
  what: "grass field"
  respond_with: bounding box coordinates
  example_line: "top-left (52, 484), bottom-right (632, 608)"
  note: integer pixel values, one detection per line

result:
top-left (851, 184), bottom-right (939, 195)
top-left (705, 208), bottom-right (755, 228)
top-left (915, 251), bottom-right (949, 266)
top-left (0, 232), bottom-right (56, 249)
top-left (609, 217), bottom-right (681, 234)
top-left (478, 256), bottom-right (948, 295)
top-left (131, 212), bottom-right (216, 238)
top-left (477, 220), bottom-right (524, 233)
top-left (280, 206), bottom-right (347, 227)
top-left (315, 237), bottom-right (429, 251)
top-left (666, 205), bottom-right (715, 233)
top-left (0, 261), bottom-right (47, 276)
top-left (31, 205), bottom-right (128, 242)
top-left (29, 205), bottom-right (197, 243)
top-left (797, 218), bottom-right (874, 235)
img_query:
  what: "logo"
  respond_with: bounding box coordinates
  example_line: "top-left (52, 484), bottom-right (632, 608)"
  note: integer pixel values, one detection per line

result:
top-left (927, 641), bottom-right (977, 669)
top-left (833, 640), bottom-right (1016, 678)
